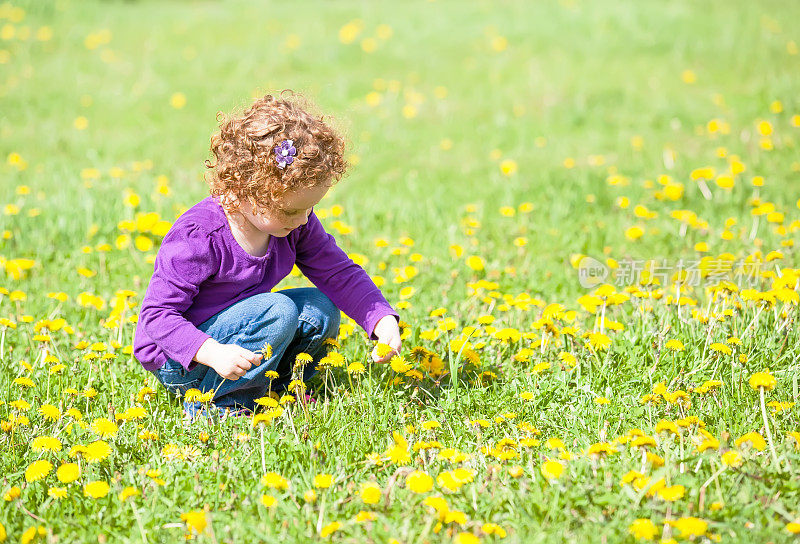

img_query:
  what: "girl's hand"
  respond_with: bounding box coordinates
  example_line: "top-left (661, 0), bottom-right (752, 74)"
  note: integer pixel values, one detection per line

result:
top-left (371, 315), bottom-right (402, 363)
top-left (195, 338), bottom-right (262, 380)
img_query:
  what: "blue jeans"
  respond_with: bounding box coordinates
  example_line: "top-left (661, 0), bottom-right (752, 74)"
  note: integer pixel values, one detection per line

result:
top-left (149, 288), bottom-right (340, 413)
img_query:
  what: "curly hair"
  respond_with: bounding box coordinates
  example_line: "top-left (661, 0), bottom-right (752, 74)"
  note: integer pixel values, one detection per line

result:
top-left (204, 90), bottom-right (349, 215)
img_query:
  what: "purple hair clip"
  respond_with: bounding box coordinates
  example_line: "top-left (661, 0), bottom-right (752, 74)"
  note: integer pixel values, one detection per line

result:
top-left (274, 139), bottom-right (297, 169)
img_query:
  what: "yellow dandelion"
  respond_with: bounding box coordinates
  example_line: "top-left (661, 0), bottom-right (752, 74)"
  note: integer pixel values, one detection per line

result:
top-left (313, 474), bottom-right (333, 489)
top-left (170, 92), bottom-right (187, 109)
top-left (320, 521), bottom-right (341, 538)
top-left (31, 436), bottom-right (62, 452)
top-left (628, 519), bottom-right (658, 540)
top-left (748, 370), bottom-right (776, 391)
top-left (180, 510), bottom-right (208, 534)
top-left (90, 417), bottom-right (118, 438)
top-left (406, 470), bottom-right (433, 494)
top-left (261, 472), bottom-right (289, 490)
top-left (84, 440), bottom-right (112, 463)
top-left (540, 460), bottom-right (564, 480)
top-left (83, 481), bottom-right (110, 499)
top-left (25, 460), bottom-right (53, 482)
top-left (361, 482), bottom-right (381, 504)
top-left (48, 487), bottom-right (68, 500)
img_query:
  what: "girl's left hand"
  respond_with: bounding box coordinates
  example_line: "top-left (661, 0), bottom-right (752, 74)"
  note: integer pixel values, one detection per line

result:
top-left (371, 315), bottom-right (402, 363)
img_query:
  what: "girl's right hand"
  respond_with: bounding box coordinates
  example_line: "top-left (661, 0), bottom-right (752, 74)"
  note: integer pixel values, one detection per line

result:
top-left (194, 338), bottom-right (262, 380)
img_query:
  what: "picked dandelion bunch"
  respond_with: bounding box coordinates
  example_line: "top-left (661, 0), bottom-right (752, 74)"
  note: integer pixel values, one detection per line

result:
top-left (375, 343), bottom-right (395, 358)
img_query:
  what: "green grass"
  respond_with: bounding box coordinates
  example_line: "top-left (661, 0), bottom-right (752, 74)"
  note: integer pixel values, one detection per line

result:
top-left (1, 0), bottom-right (800, 542)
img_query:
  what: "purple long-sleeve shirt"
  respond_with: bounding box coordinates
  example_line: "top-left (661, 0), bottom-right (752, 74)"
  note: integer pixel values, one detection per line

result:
top-left (133, 196), bottom-right (399, 372)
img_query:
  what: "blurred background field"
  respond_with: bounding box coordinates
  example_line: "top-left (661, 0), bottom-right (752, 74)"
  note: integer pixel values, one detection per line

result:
top-left (4, 0), bottom-right (799, 300)
top-left (1, 0), bottom-right (800, 542)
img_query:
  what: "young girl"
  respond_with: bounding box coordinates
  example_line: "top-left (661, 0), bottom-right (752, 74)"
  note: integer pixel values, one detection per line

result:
top-left (133, 91), bottom-right (402, 419)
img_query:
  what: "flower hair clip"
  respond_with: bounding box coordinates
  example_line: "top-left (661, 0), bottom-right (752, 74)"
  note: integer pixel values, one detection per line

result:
top-left (274, 139), bottom-right (297, 169)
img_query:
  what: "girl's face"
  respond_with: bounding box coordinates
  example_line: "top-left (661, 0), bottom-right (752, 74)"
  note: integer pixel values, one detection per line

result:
top-left (238, 184), bottom-right (331, 237)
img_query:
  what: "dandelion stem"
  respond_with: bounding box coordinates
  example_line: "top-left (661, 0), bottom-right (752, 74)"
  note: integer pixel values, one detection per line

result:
top-left (450, 326), bottom-right (477, 399)
top-left (749, 215), bottom-right (759, 241)
top-left (259, 425), bottom-right (266, 474)
top-left (599, 302), bottom-right (606, 335)
top-left (759, 386), bottom-right (780, 469)
top-left (698, 179), bottom-right (712, 200)
top-left (130, 502), bottom-right (148, 544)
top-left (700, 465), bottom-right (725, 491)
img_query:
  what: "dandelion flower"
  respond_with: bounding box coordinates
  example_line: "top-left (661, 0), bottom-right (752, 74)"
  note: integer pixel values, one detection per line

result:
top-left (261, 472), bottom-right (289, 490)
top-left (180, 510), bottom-right (207, 534)
top-left (320, 521), bottom-right (341, 538)
top-left (374, 343), bottom-right (394, 358)
top-left (313, 474), bottom-right (333, 489)
top-left (406, 471), bottom-right (433, 494)
top-left (56, 463), bottom-right (80, 484)
top-left (347, 362), bottom-right (365, 375)
top-left (295, 352), bottom-right (313, 364)
top-left (84, 440), bottom-right (112, 463)
top-left (500, 159), bottom-right (518, 176)
top-left (721, 450), bottom-right (743, 467)
top-left (386, 432), bottom-right (411, 464)
top-left (709, 342), bottom-right (732, 356)
top-left (48, 487), bottom-right (68, 500)
top-left (25, 460), bottom-right (53, 482)
top-left (657, 485), bottom-right (685, 502)
top-left (119, 487), bottom-right (140, 501)
top-left (540, 460), bottom-right (564, 480)
top-left (361, 482), bottom-right (382, 504)
top-left (454, 533), bottom-right (480, 544)
top-left (31, 436), bottom-right (62, 452)
top-left (466, 255), bottom-right (485, 271)
top-left (669, 517), bottom-right (708, 538)
top-left (664, 339), bottom-right (684, 351)
top-left (170, 92), bottom-right (187, 109)
top-left (628, 519), bottom-right (658, 540)
top-left (482, 523), bottom-right (507, 537)
top-left (735, 432), bottom-right (766, 451)
top-left (83, 481), bottom-right (110, 499)
top-left (587, 332), bottom-right (611, 351)
top-left (748, 370), bottom-right (776, 391)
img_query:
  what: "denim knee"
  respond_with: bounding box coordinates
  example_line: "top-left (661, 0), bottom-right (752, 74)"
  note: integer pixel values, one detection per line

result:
top-left (199, 292), bottom-right (300, 346)
top-left (286, 288), bottom-right (340, 340)
top-left (304, 290), bottom-right (340, 340)
top-left (263, 294), bottom-right (301, 341)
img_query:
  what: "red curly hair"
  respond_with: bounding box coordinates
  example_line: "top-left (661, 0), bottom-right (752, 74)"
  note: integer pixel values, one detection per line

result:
top-left (204, 90), bottom-right (349, 215)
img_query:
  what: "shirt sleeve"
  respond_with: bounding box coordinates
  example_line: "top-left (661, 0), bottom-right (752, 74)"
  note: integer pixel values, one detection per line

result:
top-left (137, 224), bottom-right (220, 370)
top-left (294, 211), bottom-right (399, 339)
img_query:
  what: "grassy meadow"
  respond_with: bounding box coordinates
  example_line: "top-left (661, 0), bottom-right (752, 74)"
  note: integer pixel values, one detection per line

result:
top-left (2, 0), bottom-right (800, 542)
